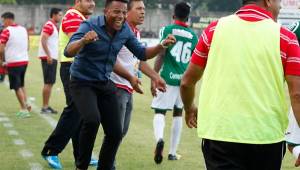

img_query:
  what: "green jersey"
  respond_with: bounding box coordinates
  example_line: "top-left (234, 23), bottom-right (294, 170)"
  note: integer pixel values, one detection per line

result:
top-left (159, 23), bottom-right (198, 86)
top-left (289, 21), bottom-right (300, 41)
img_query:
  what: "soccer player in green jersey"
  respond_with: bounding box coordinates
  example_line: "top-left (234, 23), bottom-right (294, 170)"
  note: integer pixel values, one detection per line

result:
top-left (151, 1), bottom-right (198, 164)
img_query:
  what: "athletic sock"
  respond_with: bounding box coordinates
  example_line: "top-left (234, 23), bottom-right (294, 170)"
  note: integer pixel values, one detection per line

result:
top-left (153, 114), bottom-right (165, 142)
top-left (169, 116), bottom-right (183, 155)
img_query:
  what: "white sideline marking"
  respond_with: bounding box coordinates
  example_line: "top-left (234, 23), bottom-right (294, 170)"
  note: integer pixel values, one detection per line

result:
top-left (19, 149), bottom-right (33, 158)
top-left (7, 130), bottom-right (19, 136)
top-left (0, 117), bottom-right (10, 122)
top-left (0, 112), bottom-right (6, 116)
top-left (13, 139), bottom-right (25, 145)
top-left (3, 122), bottom-right (13, 128)
top-left (29, 163), bottom-right (43, 170)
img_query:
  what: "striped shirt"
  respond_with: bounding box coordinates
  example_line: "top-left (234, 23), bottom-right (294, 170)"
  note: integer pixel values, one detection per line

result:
top-left (191, 4), bottom-right (300, 76)
top-left (0, 27), bottom-right (11, 44)
top-left (42, 20), bottom-right (58, 36)
top-left (62, 8), bottom-right (86, 34)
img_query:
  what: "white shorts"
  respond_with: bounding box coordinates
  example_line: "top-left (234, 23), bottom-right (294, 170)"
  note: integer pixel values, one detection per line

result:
top-left (151, 85), bottom-right (183, 110)
top-left (286, 107), bottom-right (300, 145)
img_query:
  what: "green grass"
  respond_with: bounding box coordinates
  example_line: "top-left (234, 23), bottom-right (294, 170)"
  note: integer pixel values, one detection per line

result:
top-left (0, 36), bottom-right (298, 170)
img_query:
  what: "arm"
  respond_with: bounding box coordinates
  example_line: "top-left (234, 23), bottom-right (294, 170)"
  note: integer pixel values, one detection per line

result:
top-left (144, 34), bottom-right (175, 59)
top-left (286, 75), bottom-right (300, 126)
top-left (113, 60), bottom-right (143, 94)
top-left (153, 49), bottom-right (165, 72)
top-left (140, 61), bottom-right (166, 96)
top-left (180, 62), bottom-right (204, 128)
top-left (64, 30), bottom-right (98, 57)
top-left (0, 43), bottom-right (5, 66)
top-left (41, 33), bottom-right (53, 64)
top-left (126, 33), bottom-right (176, 61)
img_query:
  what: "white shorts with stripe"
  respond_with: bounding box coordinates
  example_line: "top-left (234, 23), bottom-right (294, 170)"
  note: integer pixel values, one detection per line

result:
top-left (286, 107), bottom-right (300, 145)
top-left (151, 85), bottom-right (183, 110)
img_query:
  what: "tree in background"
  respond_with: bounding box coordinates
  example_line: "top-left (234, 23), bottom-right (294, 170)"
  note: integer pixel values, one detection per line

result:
top-left (0, 0), bottom-right (17, 4)
top-left (12, 0), bottom-right (242, 12)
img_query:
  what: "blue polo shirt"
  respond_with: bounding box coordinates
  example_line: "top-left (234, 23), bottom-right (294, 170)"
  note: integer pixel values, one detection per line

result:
top-left (66, 15), bottom-right (146, 81)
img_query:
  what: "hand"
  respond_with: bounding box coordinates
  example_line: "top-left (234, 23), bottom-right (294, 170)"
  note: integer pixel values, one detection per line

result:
top-left (295, 155), bottom-right (300, 167)
top-left (81, 30), bottom-right (99, 44)
top-left (161, 34), bottom-right (176, 47)
top-left (129, 76), bottom-right (143, 94)
top-left (47, 56), bottom-right (53, 65)
top-left (151, 77), bottom-right (166, 97)
top-left (185, 105), bottom-right (198, 128)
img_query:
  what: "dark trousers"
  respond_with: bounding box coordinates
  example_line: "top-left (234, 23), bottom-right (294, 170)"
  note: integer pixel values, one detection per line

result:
top-left (41, 62), bottom-right (81, 162)
top-left (70, 79), bottom-right (123, 170)
top-left (60, 62), bottom-right (72, 105)
top-left (202, 139), bottom-right (286, 170)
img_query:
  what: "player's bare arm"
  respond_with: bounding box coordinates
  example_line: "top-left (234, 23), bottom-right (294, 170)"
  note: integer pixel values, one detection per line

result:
top-left (286, 75), bottom-right (300, 126)
top-left (0, 43), bottom-right (5, 66)
top-left (113, 60), bottom-right (143, 94)
top-left (41, 32), bottom-right (52, 64)
top-left (139, 61), bottom-right (166, 96)
top-left (180, 62), bottom-right (204, 128)
top-left (150, 49), bottom-right (166, 96)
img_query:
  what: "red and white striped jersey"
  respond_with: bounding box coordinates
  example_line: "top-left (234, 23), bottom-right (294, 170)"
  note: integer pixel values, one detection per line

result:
top-left (0, 24), bottom-right (28, 67)
top-left (38, 20), bottom-right (59, 60)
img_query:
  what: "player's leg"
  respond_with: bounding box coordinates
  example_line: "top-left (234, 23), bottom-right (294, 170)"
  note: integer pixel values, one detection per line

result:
top-left (7, 66), bottom-right (29, 117)
top-left (168, 106), bottom-right (183, 160)
top-left (151, 85), bottom-right (176, 164)
top-left (41, 60), bottom-right (57, 114)
top-left (169, 86), bottom-right (183, 160)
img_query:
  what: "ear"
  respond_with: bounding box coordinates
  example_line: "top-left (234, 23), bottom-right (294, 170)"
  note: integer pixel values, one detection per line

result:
top-left (104, 8), bottom-right (108, 16)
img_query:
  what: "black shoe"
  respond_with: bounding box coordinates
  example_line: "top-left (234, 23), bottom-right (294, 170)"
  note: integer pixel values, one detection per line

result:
top-left (168, 154), bottom-right (181, 160)
top-left (41, 106), bottom-right (58, 114)
top-left (154, 139), bottom-right (164, 164)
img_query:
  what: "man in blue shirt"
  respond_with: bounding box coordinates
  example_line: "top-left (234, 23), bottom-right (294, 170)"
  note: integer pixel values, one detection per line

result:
top-left (64, 0), bottom-right (176, 169)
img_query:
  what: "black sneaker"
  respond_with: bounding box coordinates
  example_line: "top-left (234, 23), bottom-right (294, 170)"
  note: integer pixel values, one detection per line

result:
top-left (168, 154), bottom-right (181, 160)
top-left (41, 107), bottom-right (58, 114)
top-left (154, 139), bottom-right (164, 164)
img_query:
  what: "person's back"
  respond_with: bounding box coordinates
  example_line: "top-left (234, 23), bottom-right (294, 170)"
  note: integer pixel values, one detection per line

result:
top-left (180, 1), bottom-right (300, 169)
top-left (198, 14), bottom-right (287, 143)
top-left (4, 25), bottom-right (28, 65)
top-left (159, 23), bottom-right (197, 86)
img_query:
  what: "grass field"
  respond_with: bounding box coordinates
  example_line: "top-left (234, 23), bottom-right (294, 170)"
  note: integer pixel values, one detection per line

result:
top-left (0, 36), bottom-right (298, 170)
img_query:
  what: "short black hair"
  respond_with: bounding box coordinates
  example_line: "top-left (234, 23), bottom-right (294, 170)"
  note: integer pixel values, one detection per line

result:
top-left (174, 2), bottom-right (191, 21)
top-left (105, 0), bottom-right (129, 7)
top-left (243, 0), bottom-right (259, 5)
top-left (128, 0), bottom-right (143, 10)
top-left (1, 12), bottom-right (14, 20)
top-left (50, 8), bottom-right (62, 18)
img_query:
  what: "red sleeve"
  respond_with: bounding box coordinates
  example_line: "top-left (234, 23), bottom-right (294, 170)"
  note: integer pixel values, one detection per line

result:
top-left (62, 12), bottom-right (84, 34)
top-left (191, 20), bottom-right (218, 68)
top-left (0, 29), bottom-right (10, 44)
top-left (280, 27), bottom-right (300, 76)
top-left (42, 22), bottom-right (54, 35)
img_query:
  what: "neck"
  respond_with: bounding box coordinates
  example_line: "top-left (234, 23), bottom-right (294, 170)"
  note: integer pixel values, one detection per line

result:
top-left (128, 20), bottom-right (137, 28)
top-left (74, 5), bottom-right (84, 15)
